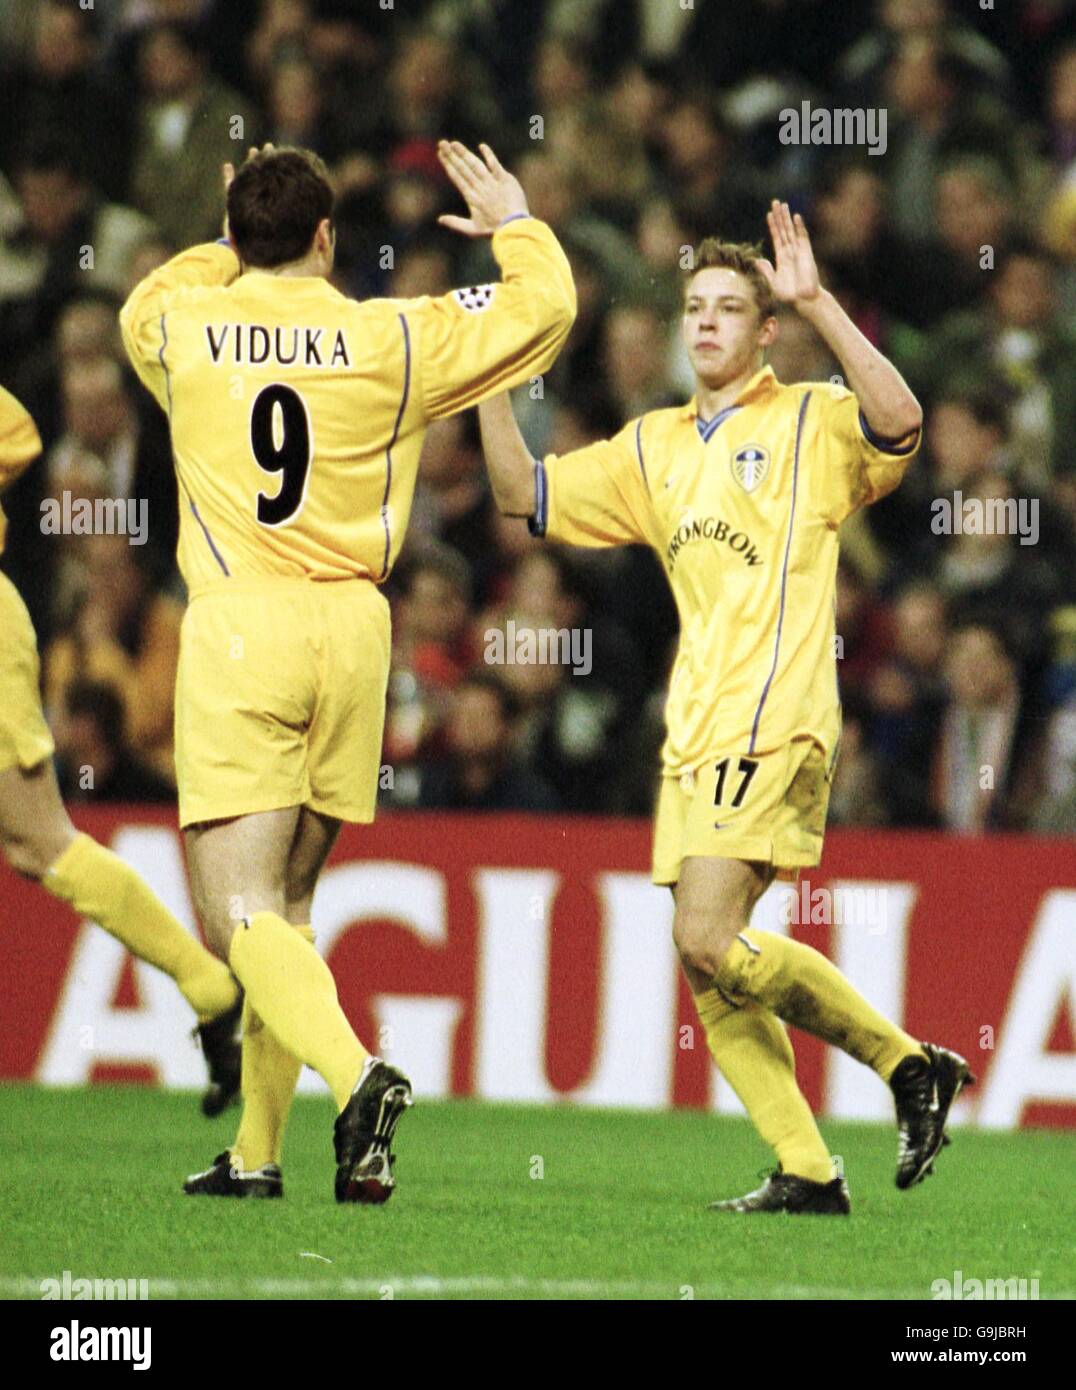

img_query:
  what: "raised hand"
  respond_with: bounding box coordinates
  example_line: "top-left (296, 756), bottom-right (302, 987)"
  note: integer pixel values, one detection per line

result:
top-left (437, 141), bottom-right (528, 239)
top-left (755, 199), bottom-right (821, 309)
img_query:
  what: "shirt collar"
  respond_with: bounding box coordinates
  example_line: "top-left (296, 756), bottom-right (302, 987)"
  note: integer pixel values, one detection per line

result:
top-left (681, 365), bottom-right (779, 422)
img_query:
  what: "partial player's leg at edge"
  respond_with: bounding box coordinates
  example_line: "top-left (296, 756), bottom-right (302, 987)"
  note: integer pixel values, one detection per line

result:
top-left (0, 753), bottom-right (242, 1117)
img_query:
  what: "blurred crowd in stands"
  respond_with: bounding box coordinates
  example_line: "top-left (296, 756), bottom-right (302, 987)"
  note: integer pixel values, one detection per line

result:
top-left (1, 0), bottom-right (1075, 833)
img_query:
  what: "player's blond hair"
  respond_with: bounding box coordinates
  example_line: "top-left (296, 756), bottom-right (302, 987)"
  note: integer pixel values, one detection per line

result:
top-left (684, 239), bottom-right (774, 322)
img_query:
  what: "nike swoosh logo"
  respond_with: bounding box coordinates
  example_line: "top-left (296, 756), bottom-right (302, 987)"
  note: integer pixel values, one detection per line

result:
top-left (928, 1083), bottom-right (940, 1113)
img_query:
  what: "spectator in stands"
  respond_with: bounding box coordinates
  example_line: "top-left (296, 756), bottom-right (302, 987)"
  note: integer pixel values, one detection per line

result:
top-left (44, 533), bottom-right (183, 788)
top-left (835, 560), bottom-right (894, 700)
top-left (1047, 40), bottom-right (1076, 172)
top-left (512, 151), bottom-right (641, 303)
top-left (46, 356), bottom-right (176, 588)
top-left (549, 99), bottom-right (654, 237)
top-left (634, 194), bottom-right (697, 322)
top-left (264, 53), bottom-right (347, 163)
top-left (656, 88), bottom-right (765, 243)
top-left (828, 691), bottom-right (889, 828)
top-left (602, 302), bottom-right (677, 420)
top-left (130, 19), bottom-right (261, 248)
top-left (0, 138), bottom-right (154, 363)
top-left (811, 157), bottom-right (958, 330)
top-left (245, 0), bottom-right (313, 89)
top-left (383, 28), bottom-right (496, 157)
top-left (868, 381), bottom-right (1013, 575)
top-left (56, 293), bottom-right (125, 368)
top-left (837, 0), bottom-right (1010, 110)
top-left (936, 467), bottom-right (1065, 672)
top-left (932, 620), bottom-right (1043, 832)
top-left (1, 289), bottom-right (124, 453)
top-left (533, 33), bottom-right (594, 148)
top-left (388, 237), bottom-right (453, 299)
top-left (927, 241), bottom-right (1076, 484)
top-left (929, 386), bottom-right (1013, 491)
top-left (123, 235), bottom-right (176, 297)
top-left (867, 580), bottom-right (949, 825)
top-left (410, 414), bottom-right (500, 608)
top-left (931, 155), bottom-right (1018, 304)
top-left (489, 548), bottom-right (643, 812)
top-left (383, 543), bottom-right (475, 777)
top-left (883, 30), bottom-right (1022, 242)
top-left (0, 0), bottom-right (132, 202)
top-left (52, 678), bottom-right (174, 804)
top-left (418, 670), bottom-right (559, 812)
top-left (383, 142), bottom-right (453, 248)
top-left (766, 306), bottom-right (835, 388)
top-left (1036, 604), bottom-right (1076, 831)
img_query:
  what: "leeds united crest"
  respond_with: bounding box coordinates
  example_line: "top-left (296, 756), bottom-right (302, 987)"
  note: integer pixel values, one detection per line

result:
top-left (731, 444), bottom-right (770, 493)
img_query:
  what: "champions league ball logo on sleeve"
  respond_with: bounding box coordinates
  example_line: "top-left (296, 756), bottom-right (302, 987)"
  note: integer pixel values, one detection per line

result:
top-left (453, 284), bottom-right (495, 313)
top-left (731, 445), bottom-right (770, 493)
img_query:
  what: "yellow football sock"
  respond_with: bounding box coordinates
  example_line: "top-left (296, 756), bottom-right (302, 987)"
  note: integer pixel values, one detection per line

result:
top-left (695, 988), bottom-right (834, 1183)
top-left (228, 911), bottom-right (368, 1111)
top-left (715, 928), bottom-right (926, 1082)
top-left (230, 926), bottom-right (312, 1172)
top-left (44, 832), bottom-right (238, 1022)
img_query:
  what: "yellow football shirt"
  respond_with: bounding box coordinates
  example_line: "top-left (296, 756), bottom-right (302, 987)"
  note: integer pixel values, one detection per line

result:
top-left (119, 218), bottom-right (575, 591)
top-left (532, 365), bottom-right (919, 775)
top-left (0, 385), bottom-right (43, 557)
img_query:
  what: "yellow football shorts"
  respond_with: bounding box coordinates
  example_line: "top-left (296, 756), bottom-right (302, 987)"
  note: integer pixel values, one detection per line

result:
top-left (651, 738), bottom-right (833, 886)
top-left (0, 571), bottom-right (55, 774)
top-left (175, 576), bottom-right (391, 828)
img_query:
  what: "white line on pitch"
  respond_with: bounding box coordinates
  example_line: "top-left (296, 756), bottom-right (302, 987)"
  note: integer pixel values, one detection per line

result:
top-left (11, 1274), bottom-right (1067, 1300)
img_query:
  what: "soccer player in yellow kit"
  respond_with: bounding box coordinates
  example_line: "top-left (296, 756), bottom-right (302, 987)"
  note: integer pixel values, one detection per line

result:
top-left (119, 142), bottom-right (575, 1201)
top-left (478, 202), bottom-right (972, 1213)
top-left (0, 385), bottom-right (243, 1114)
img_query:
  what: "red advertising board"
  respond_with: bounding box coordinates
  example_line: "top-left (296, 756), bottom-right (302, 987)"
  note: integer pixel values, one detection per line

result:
top-left (2, 808), bottom-right (1074, 1129)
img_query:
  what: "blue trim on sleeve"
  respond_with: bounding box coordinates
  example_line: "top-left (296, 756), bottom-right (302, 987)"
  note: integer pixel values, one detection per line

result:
top-left (748, 391), bottom-right (810, 754)
top-left (380, 314), bottom-right (412, 579)
top-left (158, 315), bottom-right (173, 417)
top-left (527, 458), bottom-right (548, 537)
top-left (160, 314), bottom-right (230, 577)
top-left (635, 419), bottom-right (648, 490)
top-left (858, 408), bottom-right (919, 456)
top-left (497, 213), bottom-right (531, 228)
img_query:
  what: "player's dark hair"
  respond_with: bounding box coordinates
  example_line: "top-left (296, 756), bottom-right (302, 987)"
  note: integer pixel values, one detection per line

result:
top-left (685, 238), bottom-right (774, 322)
top-left (227, 147), bottom-right (335, 269)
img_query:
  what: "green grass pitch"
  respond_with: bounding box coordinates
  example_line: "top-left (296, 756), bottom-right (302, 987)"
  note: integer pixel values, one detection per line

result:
top-left (1, 1084), bottom-right (1072, 1301)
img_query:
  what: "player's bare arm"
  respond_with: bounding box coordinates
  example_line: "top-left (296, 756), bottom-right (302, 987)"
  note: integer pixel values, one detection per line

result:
top-left (756, 200), bottom-right (923, 443)
top-left (477, 392), bottom-right (535, 516)
top-left (436, 140), bottom-right (529, 237)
